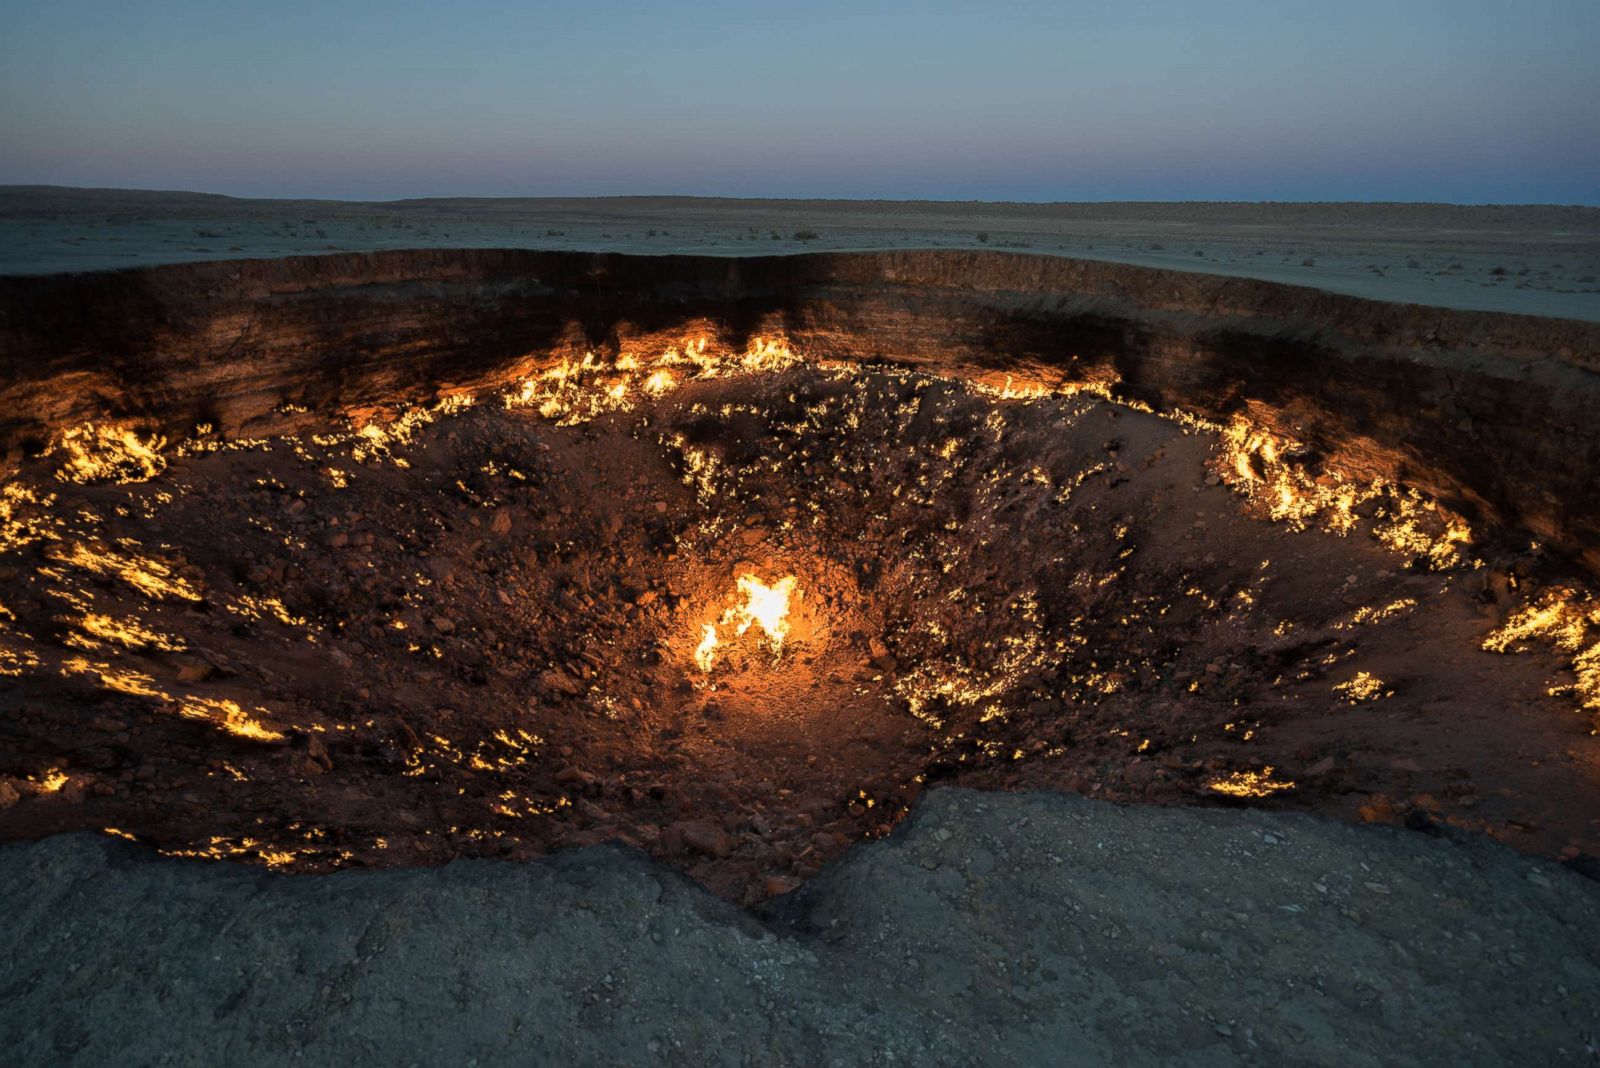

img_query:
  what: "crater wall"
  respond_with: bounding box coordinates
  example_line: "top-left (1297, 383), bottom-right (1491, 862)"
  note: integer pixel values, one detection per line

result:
top-left (2, 249), bottom-right (1597, 570)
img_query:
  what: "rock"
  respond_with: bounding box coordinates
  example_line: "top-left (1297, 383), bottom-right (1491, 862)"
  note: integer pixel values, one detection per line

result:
top-left (173, 657), bottom-right (214, 683)
top-left (810, 831), bottom-right (846, 852)
top-left (540, 669), bottom-right (582, 696)
top-left (0, 780), bottom-right (18, 810)
top-left (1358, 795), bottom-right (1398, 824)
top-left (302, 733), bottom-right (332, 771)
top-left (555, 766), bottom-right (596, 788)
top-left (673, 821), bottom-right (731, 858)
top-left (764, 874), bottom-right (803, 897)
top-left (490, 510), bottom-right (513, 535)
top-left (1306, 755), bottom-right (1338, 776)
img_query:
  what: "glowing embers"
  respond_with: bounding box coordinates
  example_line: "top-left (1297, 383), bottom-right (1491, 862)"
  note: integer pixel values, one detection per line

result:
top-left (1213, 415), bottom-right (1474, 570)
top-left (1333, 671), bottom-right (1393, 704)
top-left (1207, 767), bottom-right (1297, 798)
top-left (348, 394), bottom-right (476, 467)
top-left (502, 335), bottom-right (798, 425)
top-left (44, 539), bottom-right (202, 602)
top-left (0, 482), bottom-right (61, 552)
top-left (29, 768), bottom-right (70, 794)
top-left (46, 422), bottom-right (168, 485)
top-left (59, 657), bottom-right (286, 742)
top-left (71, 612), bottom-right (186, 653)
top-left (692, 573), bottom-right (800, 674)
top-left (1483, 587), bottom-right (1600, 726)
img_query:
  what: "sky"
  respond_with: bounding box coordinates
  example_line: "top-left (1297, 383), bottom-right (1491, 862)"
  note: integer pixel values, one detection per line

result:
top-left (1, 0), bottom-right (1596, 204)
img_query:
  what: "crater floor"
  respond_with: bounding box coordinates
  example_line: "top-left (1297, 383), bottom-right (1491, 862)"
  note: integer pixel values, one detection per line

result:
top-left (2, 363), bottom-right (1598, 902)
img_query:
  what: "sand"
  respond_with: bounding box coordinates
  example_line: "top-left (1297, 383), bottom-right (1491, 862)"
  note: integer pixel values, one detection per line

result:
top-left (3, 186), bottom-right (1598, 321)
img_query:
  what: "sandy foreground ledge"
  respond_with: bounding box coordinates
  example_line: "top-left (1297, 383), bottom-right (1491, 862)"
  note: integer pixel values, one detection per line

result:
top-left (3, 788), bottom-right (1596, 1066)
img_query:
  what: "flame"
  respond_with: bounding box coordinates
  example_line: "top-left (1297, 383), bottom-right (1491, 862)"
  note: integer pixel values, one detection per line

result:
top-left (33, 768), bottom-right (69, 794)
top-left (503, 336), bottom-right (796, 424)
top-left (176, 696), bottom-right (285, 742)
top-left (0, 482), bottom-right (61, 553)
top-left (47, 541), bottom-right (202, 602)
top-left (47, 423), bottom-right (167, 484)
top-left (1333, 671), bottom-right (1392, 703)
top-left (75, 612), bottom-right (187, 652)
top-left (1214, 415), bottom-right (1472, 566)
top-left (1207, 767), bottom-right (1296, 798)
top-left (1483, 588), bottom-right (1600, 724)
top-left (692, 574), bottom-right (799, 672)
top-left (693, 623), bottom-right (719, 672)
top-left (733, 573), bottom-right (796, 653)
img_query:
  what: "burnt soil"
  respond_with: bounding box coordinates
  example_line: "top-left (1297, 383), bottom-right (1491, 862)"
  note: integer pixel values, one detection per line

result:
top-left (2, 367), bottom-right (1598, 903)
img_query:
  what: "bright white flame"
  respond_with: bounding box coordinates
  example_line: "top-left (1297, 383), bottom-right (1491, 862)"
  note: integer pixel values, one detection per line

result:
top-left (694, 624), bottom-right (719, 672)
top-left (733, 574), bottom-right (797, 653)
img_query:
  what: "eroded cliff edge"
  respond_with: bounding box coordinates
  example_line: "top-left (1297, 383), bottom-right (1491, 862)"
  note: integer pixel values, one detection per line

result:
top-left (2, 248), bottom-right (1598, 571)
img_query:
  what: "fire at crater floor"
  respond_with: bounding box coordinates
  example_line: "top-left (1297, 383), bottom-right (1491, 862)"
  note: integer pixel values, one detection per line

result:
top-left (2, 357), bottom-right (1599, 902)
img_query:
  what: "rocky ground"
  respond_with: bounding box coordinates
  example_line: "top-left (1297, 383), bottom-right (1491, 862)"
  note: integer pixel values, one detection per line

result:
top-left (3, 187), bottom-right (1597, 320)
top-left (3, 362), bottom-right (1597, 905)
top-left (3, 788), bottom-right (1597, 1066)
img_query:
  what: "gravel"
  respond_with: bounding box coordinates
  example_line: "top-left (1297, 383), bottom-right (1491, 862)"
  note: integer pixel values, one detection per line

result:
top-left (3, 788), bottom-right (1598, 1066)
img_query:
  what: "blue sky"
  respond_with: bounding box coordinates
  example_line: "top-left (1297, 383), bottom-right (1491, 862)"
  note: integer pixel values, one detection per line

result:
top-left (1, 0), bottom-right (1596, 203)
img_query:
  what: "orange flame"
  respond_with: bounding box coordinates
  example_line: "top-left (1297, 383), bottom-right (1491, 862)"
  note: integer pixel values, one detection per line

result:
top-left (693, 573), bottom-right (799, 672)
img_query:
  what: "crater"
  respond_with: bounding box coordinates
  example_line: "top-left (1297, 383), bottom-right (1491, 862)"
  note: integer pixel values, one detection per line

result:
top-left (2, 250), bottom-right (1598, 902)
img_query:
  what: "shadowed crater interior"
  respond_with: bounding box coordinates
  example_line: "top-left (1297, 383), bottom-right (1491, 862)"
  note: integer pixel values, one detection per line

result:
top-left (2, 252), bottom-right (1599, 904)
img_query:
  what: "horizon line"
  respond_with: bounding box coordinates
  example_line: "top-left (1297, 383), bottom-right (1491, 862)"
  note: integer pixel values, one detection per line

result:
top-left (4, 184), bottom-right (1597, 211)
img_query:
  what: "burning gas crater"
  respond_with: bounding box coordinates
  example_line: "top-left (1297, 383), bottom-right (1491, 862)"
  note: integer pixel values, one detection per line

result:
top-left (1, 334), bottom-right (1597, 902)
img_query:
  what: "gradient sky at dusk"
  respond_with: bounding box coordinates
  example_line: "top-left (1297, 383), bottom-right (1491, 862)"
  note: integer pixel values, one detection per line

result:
top-left (2, 0), bottom-right (1596, 203)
